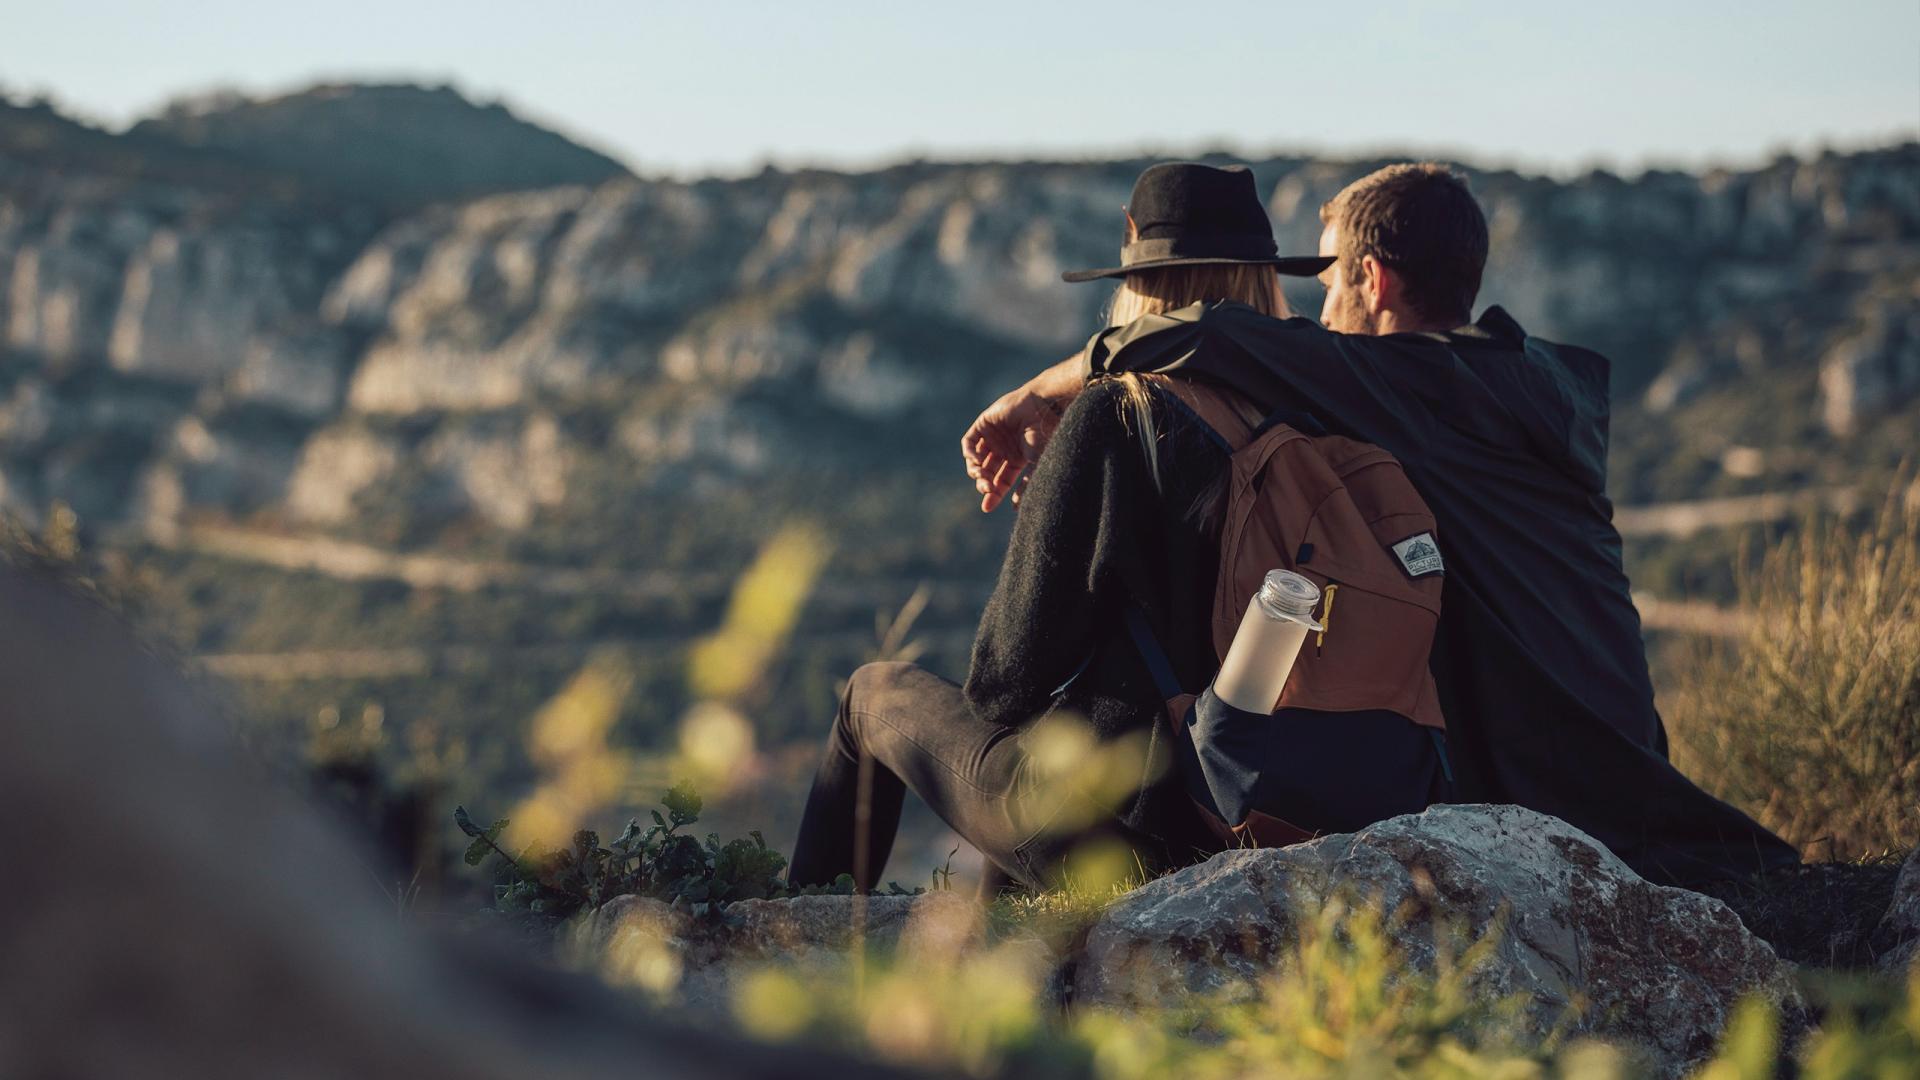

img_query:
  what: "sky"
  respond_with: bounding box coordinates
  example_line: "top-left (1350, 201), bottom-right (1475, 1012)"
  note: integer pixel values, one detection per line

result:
top-left (3, 1), bottom-right (1916, 178)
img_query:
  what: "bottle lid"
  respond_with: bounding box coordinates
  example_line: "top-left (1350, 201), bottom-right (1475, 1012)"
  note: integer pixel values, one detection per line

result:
top-left (1256, 569), bottom-right (1321, 621)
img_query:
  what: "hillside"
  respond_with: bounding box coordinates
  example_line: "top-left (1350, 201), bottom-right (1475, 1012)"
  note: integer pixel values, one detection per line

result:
top-left (2, 85), bottom-right (1916, 826)
top-left (130, 82), bottom-right (634, 207)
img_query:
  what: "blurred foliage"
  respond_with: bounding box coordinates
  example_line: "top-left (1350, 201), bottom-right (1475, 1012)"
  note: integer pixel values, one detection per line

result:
top-left (1073, 897), bottom-right (1573, 1080)
top-left (1693, 973), bottom-right (1920, 1080)
top-left (457, 782), bottom-right (793, 921)
top-left (715, 892), bottom-right (1920, 1078)
top-left (727, 893), bottom-right (1589, 1079)
top-left (688, 521), bottom-right (831, 702)
top-left (507, 650), bottom-right (639, 851)
top-left (0, 501), bottom-right (152, 622)
top-left (460, 779), bottom-right (922, 924)
top-left (1664, 478), bottom-right (1920, 859)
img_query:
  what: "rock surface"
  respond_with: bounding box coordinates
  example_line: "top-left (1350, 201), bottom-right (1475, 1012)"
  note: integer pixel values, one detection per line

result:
top-left (1878, 848), bottom-right (1920, 976)
top-left (569, 890), bottom-right (1017, 1014)
top-left (0, 562), bottom-right (885, 1079)
top-left (565, 805), bottom-right (1801, 1076)
top-left (1076, 807), bottom-right (1800, 1073)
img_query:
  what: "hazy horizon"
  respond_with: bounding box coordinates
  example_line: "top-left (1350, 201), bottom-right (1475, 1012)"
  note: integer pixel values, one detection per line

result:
top-left (6, 1), bottom-right (1916, 181)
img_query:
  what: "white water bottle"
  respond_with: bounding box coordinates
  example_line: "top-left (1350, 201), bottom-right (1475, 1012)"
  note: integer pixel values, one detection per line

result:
top-left (1211, 569), bottom-right (1323, 714)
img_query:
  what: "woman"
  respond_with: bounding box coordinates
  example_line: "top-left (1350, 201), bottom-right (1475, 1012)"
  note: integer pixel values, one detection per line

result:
top-left (786, 162), bottom-right (1437, 893)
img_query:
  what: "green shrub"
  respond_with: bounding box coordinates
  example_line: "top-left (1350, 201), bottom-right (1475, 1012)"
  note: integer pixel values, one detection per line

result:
top-left (1663, 481), bottom-right (1920, 859)
top-left (455, 781), bottom-right (920, 921)
top-left (457, 781), bottom-right (789, 919)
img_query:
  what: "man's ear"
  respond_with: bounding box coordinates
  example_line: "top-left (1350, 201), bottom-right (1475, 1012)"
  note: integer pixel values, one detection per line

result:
top-left (1359, 254), bottom-right (1396, 314)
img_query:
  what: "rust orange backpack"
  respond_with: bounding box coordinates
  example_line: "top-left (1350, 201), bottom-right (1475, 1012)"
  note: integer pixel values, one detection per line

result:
top-left (1121, 374), bottom-right (1452, 848)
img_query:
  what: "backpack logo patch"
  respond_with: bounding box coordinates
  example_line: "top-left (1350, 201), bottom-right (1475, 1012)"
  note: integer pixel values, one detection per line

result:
top-left (1391, 532), bottom-right (1444, 578)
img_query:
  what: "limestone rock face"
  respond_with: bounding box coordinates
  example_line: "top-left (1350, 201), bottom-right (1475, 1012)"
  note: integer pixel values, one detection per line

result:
top-left (134, 413), bottom-right (306, 526)
top-left (1818, 285), bottom-right (1920, 436)
top-left (1076, 804), bottom-right (1800, 1075)
top-left (419, 412), bottom-right (570, 531)
top-left (283, 425), bottom-right (405, 525)
top-left (5, 109), bottom-right (1917, 536)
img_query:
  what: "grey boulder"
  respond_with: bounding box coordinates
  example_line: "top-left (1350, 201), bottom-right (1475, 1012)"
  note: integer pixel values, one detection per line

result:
top-left (1076, 804), bottom-right (1801, 1075)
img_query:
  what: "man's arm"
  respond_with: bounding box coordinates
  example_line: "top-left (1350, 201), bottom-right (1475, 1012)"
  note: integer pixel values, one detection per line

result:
top-left (961, 352), bottom-right (1087, 512)
top-left (963, 304), bottom-right (1361, 512)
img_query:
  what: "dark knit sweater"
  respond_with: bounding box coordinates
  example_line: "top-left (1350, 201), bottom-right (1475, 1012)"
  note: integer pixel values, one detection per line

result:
top-left (961, 378), bottom-right (1224, 866)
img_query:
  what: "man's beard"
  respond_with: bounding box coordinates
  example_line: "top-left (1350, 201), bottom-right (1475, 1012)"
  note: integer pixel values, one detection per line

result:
top-left (1326, 289), bottom-right (1381, 335)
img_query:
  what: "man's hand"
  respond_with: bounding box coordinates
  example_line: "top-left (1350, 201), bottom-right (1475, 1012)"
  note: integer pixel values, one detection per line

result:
top-left (961, 355), bottom-right (1086, 512)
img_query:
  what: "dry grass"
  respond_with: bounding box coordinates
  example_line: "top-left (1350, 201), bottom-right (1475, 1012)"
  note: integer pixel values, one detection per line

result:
top-left (1664, 479), bottom-right (1920, 860)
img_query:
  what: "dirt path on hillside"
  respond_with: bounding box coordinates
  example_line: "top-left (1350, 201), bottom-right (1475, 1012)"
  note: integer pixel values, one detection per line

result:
top-left (197, 628), bottom-right (981, 682)
top-left (146, 486), bottom-right (1857, 599)
top-left (149, 489), bottom-right (1804, 683)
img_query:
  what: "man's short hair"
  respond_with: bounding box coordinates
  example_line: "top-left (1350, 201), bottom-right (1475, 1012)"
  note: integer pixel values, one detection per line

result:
top-left (1320, 163), bottom-right (1489, 326)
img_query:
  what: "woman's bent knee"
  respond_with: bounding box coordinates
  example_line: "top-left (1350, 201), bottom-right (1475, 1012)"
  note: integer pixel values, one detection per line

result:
top-left (848, 660), bottom-right (919, 695)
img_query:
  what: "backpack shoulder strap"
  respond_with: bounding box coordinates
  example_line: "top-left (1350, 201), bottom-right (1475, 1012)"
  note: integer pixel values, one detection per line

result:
top-left (1122, 603), bottom-right (1182, 701)
top-left (1141, 374), bottom-right (1261, 452)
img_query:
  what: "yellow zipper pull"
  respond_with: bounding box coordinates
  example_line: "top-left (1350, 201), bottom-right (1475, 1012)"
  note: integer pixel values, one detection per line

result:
top-left (1315, 584), bottom-right (1338, 656)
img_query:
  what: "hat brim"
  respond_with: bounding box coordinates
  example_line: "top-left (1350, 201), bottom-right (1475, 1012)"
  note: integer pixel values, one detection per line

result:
top-left (1062, 254), bottom-right (1333, 284)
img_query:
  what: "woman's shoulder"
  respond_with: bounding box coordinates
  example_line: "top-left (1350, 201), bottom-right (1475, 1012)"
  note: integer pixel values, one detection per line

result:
top-left (1073, 372), bottom-right (1188, 411)
top-left (1049, 374), bottom-right (1231, 471)
top-left (1054, 376), bottom-right (1135, 435)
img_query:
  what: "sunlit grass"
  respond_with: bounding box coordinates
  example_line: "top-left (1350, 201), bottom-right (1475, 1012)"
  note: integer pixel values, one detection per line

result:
top-left (506, 649), bottom-right (638, 850)
top-left (721, 892), bottom-right (1608, 1079)
top-left (1664, 477), bottom-right (1920, 859)
top-left (505, 522), bottom-right (832, 847)
top-left (715, 889), bottom-right (1920, 1078)
top-left (687, 521), bottom-right (832, 701)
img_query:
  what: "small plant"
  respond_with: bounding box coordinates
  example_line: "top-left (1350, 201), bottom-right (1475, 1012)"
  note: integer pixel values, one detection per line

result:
top-left (931, 845), bottom-right (960, 892)
top-left (456, 780), bottom-right (789, 920)
top-left (456, 780), bottom-right (921, 921)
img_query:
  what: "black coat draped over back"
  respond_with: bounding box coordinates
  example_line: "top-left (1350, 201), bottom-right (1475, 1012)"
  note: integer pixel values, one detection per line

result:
top-left (1085, 300), bottom-right (1800, 886)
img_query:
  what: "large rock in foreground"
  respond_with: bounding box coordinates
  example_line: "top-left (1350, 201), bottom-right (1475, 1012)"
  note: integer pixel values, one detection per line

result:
top-left (1077, 804), bottom-right (1801, 1075)
top-left (1878, 848), bottom-right (1920, 975)
top-left (569, 891), bottom-right (1034, 1015)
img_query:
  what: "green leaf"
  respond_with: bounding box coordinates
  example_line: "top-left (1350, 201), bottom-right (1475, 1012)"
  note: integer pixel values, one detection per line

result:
top-left (662, 780), bottom-right (703, 826)
top-left (651, 809), bottom-right (666, 828)
top-left (463, 835), bottom-right (495, 866)
top-left (453, 805), bottom-right (483, 837)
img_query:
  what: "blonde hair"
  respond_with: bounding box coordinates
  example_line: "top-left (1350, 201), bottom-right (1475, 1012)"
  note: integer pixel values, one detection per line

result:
top-left (1100, 263), bottom-right (1285, 526)
top-left (1104, 262), bottom-right (1291, 328)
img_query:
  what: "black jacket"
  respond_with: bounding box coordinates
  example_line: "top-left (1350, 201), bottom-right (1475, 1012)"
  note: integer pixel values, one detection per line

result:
top-left (1087, 300), bottom-right (1800, 886)
top-left (963, 378), bottom-right (1223, 867)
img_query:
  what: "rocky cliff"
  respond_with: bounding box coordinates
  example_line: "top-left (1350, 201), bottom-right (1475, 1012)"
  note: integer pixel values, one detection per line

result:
top-left (1, 84), bottom-right (1915, 767)
top-left (3, 89), bottom-right (1913, 544)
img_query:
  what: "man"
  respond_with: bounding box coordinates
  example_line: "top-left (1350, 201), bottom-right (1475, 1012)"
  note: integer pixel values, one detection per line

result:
top-left (963, 163), bottom-right (1799, 886)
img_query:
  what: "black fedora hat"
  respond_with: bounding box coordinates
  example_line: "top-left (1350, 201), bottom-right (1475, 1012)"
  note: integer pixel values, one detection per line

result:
top-left (1062, 162), bottom-right (1333, 283)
